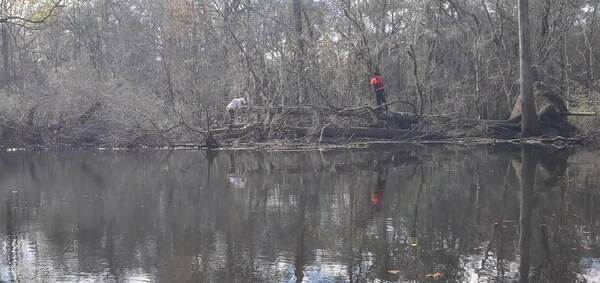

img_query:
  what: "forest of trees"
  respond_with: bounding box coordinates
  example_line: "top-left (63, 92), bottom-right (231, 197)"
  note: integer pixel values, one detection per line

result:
top-left (0, 0), bottom-right (599, 146)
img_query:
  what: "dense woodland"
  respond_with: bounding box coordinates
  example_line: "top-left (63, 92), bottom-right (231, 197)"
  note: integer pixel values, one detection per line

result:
top-left (0, 0), bottom-right (599, 146)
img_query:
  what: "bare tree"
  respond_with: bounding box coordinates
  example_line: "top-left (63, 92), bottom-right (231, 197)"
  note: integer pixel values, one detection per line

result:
top-left (0, 0), bottom-right (596, 146)
top-left (518, 0), bottom-right (538, 137)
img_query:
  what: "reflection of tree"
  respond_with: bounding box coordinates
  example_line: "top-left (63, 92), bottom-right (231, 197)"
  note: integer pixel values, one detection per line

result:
top-left (477, 162), bottom-right (515, 279)
top-left (518, 145), bottom-right (538, 283)
top-left (411, 164), bottom-right (424, 249)
top-left (4, 191), bottom-right (19, 282)
top-left (0, 148), bottom-right (597, 281)
top-left (514, 145), bottom-right (583, 283)
top-left (293, 186), bottom-right (307, 283)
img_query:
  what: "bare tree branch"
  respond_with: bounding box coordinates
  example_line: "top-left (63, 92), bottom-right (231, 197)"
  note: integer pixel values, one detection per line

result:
top-left (0, 1), bottom-right (63, 27)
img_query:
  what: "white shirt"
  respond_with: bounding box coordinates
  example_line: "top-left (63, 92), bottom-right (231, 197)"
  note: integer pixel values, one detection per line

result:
top-left (226, 98), bottom-right (246, 111)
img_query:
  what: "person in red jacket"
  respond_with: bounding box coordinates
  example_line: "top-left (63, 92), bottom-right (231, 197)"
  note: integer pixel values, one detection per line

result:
top-left (370, 71), bottom-right (387, 110)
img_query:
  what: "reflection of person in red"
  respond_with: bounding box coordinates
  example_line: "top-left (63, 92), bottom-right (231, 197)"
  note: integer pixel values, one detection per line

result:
top-left (370, 190), bottom-right (383, 206)
top-left (370, 170), bottom-right (386, 210)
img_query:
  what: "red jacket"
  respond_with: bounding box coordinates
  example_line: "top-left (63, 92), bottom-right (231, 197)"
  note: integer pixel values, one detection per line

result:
top-left (370, 75), bottom-right (385, 91)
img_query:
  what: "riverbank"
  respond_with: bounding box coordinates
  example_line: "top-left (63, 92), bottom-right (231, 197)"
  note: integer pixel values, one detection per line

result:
top-left (0, 134), bottom-right (594, 152)
top-left (0, 107), bottom-right (596, 151)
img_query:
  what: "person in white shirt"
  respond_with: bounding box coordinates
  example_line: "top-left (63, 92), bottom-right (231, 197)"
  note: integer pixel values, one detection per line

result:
top-left (225, 98), bottom-right (246, 122)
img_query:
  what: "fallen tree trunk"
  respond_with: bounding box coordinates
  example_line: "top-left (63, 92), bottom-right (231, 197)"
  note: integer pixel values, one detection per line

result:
top-left (373, 110), bottom-right (418, 128)
top-left (250, 105), bottom-right (420, 128)
top-left (289, 126), bottom-right (440, 140)
top-left (471, 104), bottom-right (581, 138)
top-left (194, 100), bottom-right (587, 145)
top-left (213, 123), bottom-right (260, 139)
top-left (375, 110), bottom-right (418, 122)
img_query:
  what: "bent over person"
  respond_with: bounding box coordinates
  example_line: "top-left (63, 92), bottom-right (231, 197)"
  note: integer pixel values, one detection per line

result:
top-left (226, 98), bottom-right (246, 124)
top-left (370, 71), bottom-right (387, 110)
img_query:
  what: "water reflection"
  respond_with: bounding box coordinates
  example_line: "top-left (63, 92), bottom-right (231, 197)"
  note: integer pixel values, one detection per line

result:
top-left (517, 145), bottom-right (538, 283)
top-left (515, 145), bottom-right (589, 283)
top-left (0, 147), bottom-right (598, 282)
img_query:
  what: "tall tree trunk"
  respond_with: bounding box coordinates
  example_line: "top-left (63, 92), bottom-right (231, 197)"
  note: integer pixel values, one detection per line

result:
top-left (561, 29), bottom-right (571, 110)
top-left (1, 25), bottom-right (10, 89)
top-left (518, 0), bottom-right (538, 137)
top-left (160, 52), bottom-right (175, 106)
top-left (293, 0), bottom-right (307, 104)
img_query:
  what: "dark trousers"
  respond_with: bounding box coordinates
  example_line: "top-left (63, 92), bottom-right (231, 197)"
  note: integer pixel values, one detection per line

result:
top-left (228, 109), bottom-right (235, 128)
top-left (375, 90), bottom-right (387, 108)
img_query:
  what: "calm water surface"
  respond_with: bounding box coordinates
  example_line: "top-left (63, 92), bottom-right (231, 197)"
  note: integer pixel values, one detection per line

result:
top-left (0, 146), bottom-right (599, 282)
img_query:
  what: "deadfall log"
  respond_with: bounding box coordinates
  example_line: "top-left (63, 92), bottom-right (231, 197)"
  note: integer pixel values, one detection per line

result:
top-left (205, 122), bottom-right (440, 141)
top-left (219, 124), bottom-right (261, 139)
top-left (374, 111), bottom-right (419, 127)
top-left (207, 102), bottom-right (586, 142)
top-left (250, 106), bottom-right (419, 125)
top-left (289, 126), bottom-right (439, 139)
top-left (467, 104), bottom-right (583, 138)
top-left (376, 111), bottom-right (418, 121)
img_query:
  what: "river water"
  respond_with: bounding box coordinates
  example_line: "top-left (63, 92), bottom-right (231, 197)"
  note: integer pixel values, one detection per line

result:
top-left (0, 146), bottom-right (598, 282)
